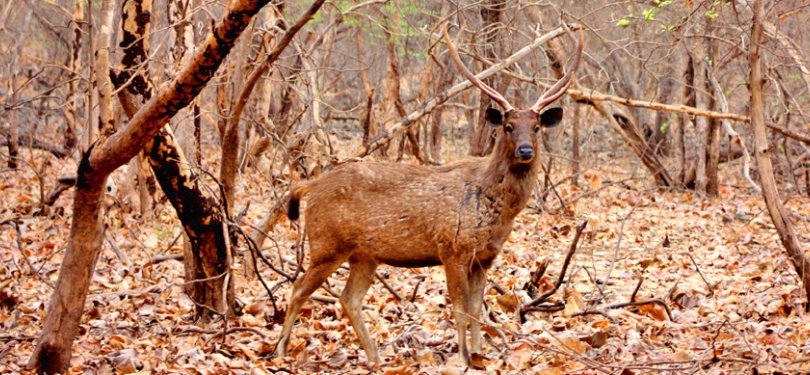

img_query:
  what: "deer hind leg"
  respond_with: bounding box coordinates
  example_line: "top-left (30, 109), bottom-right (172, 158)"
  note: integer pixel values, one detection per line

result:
top-left (469, 264), bottom-right (487, 353)
top-left (340, 258), bottom-right (380, 363)
top-left (274, 254), bottom-right (344, 358)
top-left (444, 262), bottom-right (472, 366)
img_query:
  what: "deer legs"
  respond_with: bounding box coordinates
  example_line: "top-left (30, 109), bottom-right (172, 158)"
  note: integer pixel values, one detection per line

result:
top-left (444, 262), bottom-right (472, 366)
top-left (340, 259), bottom-right (380, 363)
top-left (469, 265), bottom-right (487, 354)
top-left (276, 250), bottom-right (489, 366)
top-left (275, 254), bottom-right (382, 364)
top-left (274, 258), bottom-right (343, 358)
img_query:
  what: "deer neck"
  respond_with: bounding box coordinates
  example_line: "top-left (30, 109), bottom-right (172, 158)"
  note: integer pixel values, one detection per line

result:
top-left (479, 138), bottom-right (540, 222)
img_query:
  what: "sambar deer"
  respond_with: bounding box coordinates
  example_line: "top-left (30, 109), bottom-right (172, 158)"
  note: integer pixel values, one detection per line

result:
top-left (274, 24), bottom-right (583, 366)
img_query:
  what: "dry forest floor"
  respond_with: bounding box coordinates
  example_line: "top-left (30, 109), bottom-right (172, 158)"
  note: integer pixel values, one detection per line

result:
top-left (1, 132), bottom-right (809, 374)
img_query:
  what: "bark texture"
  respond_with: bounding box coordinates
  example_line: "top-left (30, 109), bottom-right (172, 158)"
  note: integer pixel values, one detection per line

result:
top-left (28, 0), bottom-right (271, 372)
top-left (748, 0), bottom-right (810, 308)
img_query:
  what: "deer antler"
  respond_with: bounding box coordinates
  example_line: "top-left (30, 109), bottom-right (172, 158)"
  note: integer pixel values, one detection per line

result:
top-left (531, 23), bottom-right (584, 113)
top-left (443, 26), bottom-right (515, 112)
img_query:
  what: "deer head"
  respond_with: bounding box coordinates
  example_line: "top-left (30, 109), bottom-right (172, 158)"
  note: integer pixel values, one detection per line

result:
top-left (443, 24), bottom-right (583, 169)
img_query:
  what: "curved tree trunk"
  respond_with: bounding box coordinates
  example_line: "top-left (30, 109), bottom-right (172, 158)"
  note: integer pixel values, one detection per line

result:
top-left (748, 0), bottom-right (810, 309)
top-left (115, 0), bottom-right (234, 320)
top-left (28, 1), bottom-right (270, 372)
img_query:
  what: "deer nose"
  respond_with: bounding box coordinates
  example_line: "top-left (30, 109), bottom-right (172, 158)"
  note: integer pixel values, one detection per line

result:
top-left (516, 145), bottom-right (534, 161)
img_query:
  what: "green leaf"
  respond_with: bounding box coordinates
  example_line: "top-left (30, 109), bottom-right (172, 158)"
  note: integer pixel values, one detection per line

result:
top-left (642, 8), bottom-right (656, 21)
top-left (616, 18), bottom-right (631, 27)
top-left (659, 118), bottom-right (672, 133)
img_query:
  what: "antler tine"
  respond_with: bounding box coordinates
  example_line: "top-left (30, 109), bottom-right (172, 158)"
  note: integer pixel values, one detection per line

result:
top-left (531, 23), bottom-right (584, 112)
top-left (443, 26), bottom-right (515, 112)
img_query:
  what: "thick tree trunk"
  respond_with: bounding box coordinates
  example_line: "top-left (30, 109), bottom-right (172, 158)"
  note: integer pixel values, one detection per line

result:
top-left (749, 0), bottom-right (810, 309)
top-left (116, 0), bottom-right (238, 320)
top-left (146, 126), bottom-right (233, 317)
top-left (28, 1), bottom-right (270, 372)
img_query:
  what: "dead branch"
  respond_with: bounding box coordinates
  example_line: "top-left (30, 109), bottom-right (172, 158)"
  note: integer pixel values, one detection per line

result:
top-left (687, 251), bottom-right (715, 297)
top-left (40, 176), bottom-right (76, 208)
top-left (503, 68), bottom-right (810, 146)
top-left (520, 220), bottom-right (587, 320)
top-left (1, 219), bottom-right (53, 288)
top-left (573, 298), bottom-right (673, 321)
top-left (346, 25), bottom-right (573, 160)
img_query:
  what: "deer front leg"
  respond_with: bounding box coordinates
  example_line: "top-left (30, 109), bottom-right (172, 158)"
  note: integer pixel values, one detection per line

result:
top-left (444, 262), bottom-right (472, 366)
top-left (469, 265), bottom-right (487, 353)
top-left (340, 258), bottom-right (380, 364)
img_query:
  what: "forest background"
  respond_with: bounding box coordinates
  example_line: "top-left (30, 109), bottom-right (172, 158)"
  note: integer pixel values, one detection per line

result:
top-left (1, 0), bottom-right (809, 373)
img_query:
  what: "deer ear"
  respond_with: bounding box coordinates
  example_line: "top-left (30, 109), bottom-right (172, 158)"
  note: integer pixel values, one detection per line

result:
top-left (485, 107), bottom-right (503, 126)
top-left (538, 107), bottom-right (563, 128)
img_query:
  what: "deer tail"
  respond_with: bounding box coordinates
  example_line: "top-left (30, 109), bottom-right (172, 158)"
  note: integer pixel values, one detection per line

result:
top-left (287, 185), bottom-right (310, 221)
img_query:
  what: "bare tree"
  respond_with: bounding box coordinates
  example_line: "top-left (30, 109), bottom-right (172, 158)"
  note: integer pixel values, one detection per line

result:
top-left (28, 0), bottom-right (279, 372)
top-left (748, 0), bottom-right (810, 309)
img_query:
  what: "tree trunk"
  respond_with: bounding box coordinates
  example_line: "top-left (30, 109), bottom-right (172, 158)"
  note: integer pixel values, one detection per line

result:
top-left (95, 0), bottom-right (116, 140)
top-left (679, 53), bottom-right (695, 187)
top-left (28, 1), bottom-right (270, 372)
top-left (83, 0), bottom-right (96, 149)
top-left (469, 0), bottom-right (505, 157)
top-left (650, 65), bottom-right (676, 156)
top-left (571, 104), bottom-right (581, 186)
top-left (219, 17), bottom-right (255, 215)
top-left (63, 0), bottom-right (84, 152)
top-left (749, 0), bottom-right (810, 309)
top-left (703, 21), bottom-right (721, 197)
top-left (692, 48), bottom-right (709, 193)
top-left (430, 54), bottom-right (455, 164)
top-left (354, 25), bottom-right (380, 154)
top-left (382, 13), bottom-right (423, 163)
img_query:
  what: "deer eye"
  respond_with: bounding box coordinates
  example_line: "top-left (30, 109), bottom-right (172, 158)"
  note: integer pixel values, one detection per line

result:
top-left (504, 124), bottom-right (514, 133)
top-left (534, 125), bottom-right (541, 133)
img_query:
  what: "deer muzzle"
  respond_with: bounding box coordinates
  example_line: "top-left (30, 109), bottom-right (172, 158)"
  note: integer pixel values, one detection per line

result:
top-left (516, 144), bottom-right (535, 162)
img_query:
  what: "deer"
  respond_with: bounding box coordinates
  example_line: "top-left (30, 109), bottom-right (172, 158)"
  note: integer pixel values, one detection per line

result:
top-left (273, 24), bottom-right (583, 366)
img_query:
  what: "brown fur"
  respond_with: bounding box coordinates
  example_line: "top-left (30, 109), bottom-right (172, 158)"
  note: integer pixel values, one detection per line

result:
top-left (275, 109), bottom-right (560, 365)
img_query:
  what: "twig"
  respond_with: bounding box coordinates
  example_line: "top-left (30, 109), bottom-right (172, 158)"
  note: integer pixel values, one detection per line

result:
top-left (410, 275), bottom-right (425, 303)
top-left (572, 298), bottom-right (673, 321)
top-left (687, 251), bottom-right (715, 297)
top-left (149, 253), bottom-right (184, 264)
top-left (520, 220), bottom-right (587, 320)
top-left (40, 176), bottom-right (76, 207)
top-left (629, 277), bottom-right (644, 302)
top-left (347, 25), bottom-right (575, 159)
top-left (376, 272), bottom-right (403, 302)
top-left (233, 225), bottom-right (281, 316)
top-left (602, 199), bottom-right (640, 286)
top-left (1, 219), bottom-right (54, 288)
top-left (176, 326), bottom-right (268, 339)
top-left (104, 230), bottom-right (130, 267)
